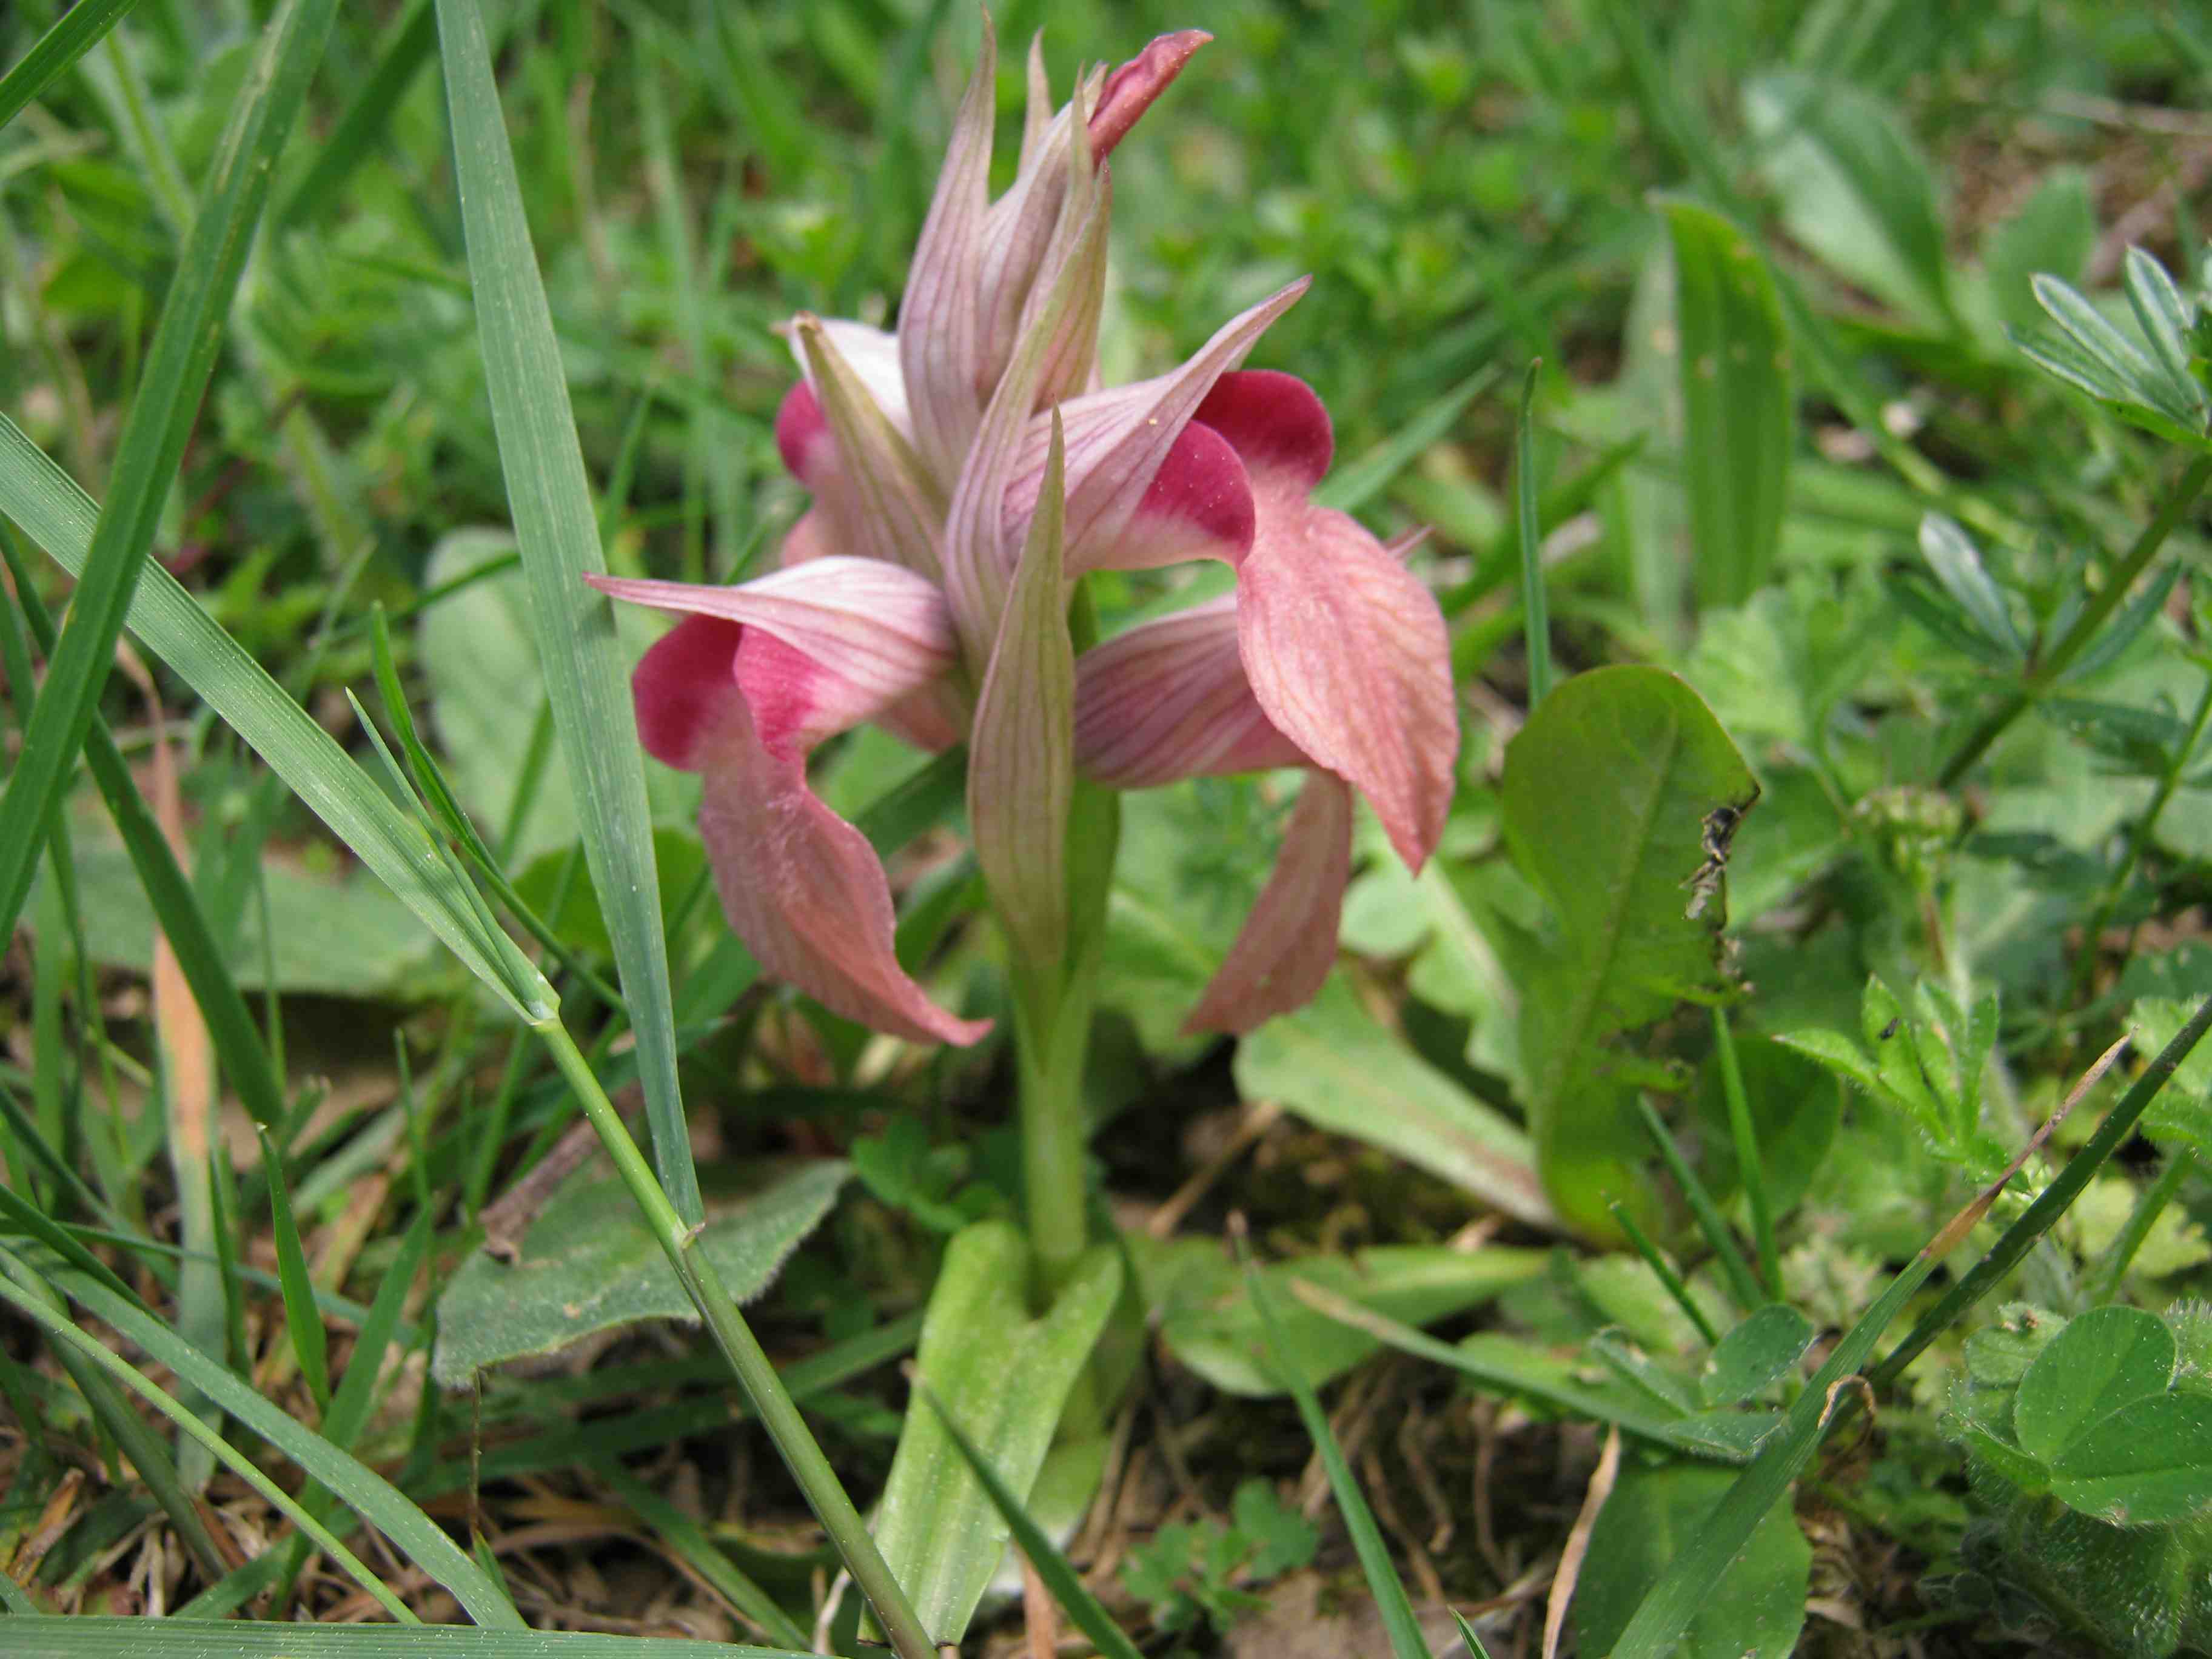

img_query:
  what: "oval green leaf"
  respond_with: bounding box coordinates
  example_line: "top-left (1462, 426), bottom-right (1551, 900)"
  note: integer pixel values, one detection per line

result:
top-left (2013, 1304), bottom-right (2175, 1464)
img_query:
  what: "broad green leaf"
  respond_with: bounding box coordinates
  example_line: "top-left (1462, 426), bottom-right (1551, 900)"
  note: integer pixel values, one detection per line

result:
top-left (1234, 974), bottom-right (1552, 1227)
top-left (1948, 1416), bottom-right (2049, 1496)
top-left (434, 0), bottom-right (697, 1221)
top-left (1131, 1236), bottom-right (1548, 1398)
top-left (1660, 198), bottom-right (1792, 609)
top-left (0, 0), bottom-right (339, 950)
top-left (923, 1405), bottom-right (1147, 1659)
top-left (0, 418), bottom-right (554, 1021)
top-left (1572, 1462), bottom-right (1811, 1659)
top-left (870, 1221), bottom-right (1121, 1646)
top-left (1744, 70), bottom-right (1954, 330)
top-left (431, 1161), bottom-right (848, 1387)
top-left (1501, 666), bottom-right (1756, 1239)
top-left (2049, 1392), bottom-right (2212, 1526)
top-left (5, 1621), bottom-right (811, 1658)
top-left (2014, 1305), bottom-right (2176, 1464)
top-left (1962, 1305), bottom-right (2066, 1389)
top-left (1699, 1305), bottom-right (1814, 1407)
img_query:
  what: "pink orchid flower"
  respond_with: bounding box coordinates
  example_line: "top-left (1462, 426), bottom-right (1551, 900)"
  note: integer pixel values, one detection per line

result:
top-left (1074, 370), bottom-right (1459, 1033)
top-left (588, 26), bottom-right (1458, 1047)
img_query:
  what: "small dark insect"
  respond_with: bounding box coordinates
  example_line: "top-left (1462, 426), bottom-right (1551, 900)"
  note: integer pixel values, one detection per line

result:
top-left (1684, 795), bottom-right (1757, 919)
top-left (1879, 1017), bottom-right (1902, 1040)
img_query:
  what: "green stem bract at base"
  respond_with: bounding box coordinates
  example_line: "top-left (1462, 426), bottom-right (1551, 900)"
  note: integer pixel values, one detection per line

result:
top-left (1938, 452), bottom-right (2212, 787)
top-left (530, 1017), bottom-right (935, 1659)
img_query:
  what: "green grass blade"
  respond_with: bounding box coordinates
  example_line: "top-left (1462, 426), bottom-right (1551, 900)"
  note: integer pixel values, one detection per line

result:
top-left (0, 1248), bottom-right (400, 1617)
top-left (205, 1142), bottom-right (252, 1373)
top-left (919, 1389), bottom-right (1147, 1659)
top-left (5, 1621), bottom-right (816, 1657)
top-left (0, 0), bottom-right (142, 134)
top-left (0, 1251), bottom-right (228, 1583)
top-left (1604, 1239), bottom-right (1937, 1658)
top-left (1710, 1007), bottom-right (1781, 1297)
top-left (1315, 364), bottom-right (1500, 513)
top-left (1242, 1240), bottom-right (1433, 1659)
top-left (274, 0), bottom-right (434, 226)
top-left (0, 1558), bottom-right (40, 1615)
top-left (0, 529), bottom-right (287, 1131)
top-left (256, 1126), bottom-right (332, 1415)
top-left (434, 0), bottom-right (699, 1223)
top-left (1636, 1096), bottom-right (1762, 1312)
top-left (596, 1462), bottom-right (813, 1652)
top-left (1292, 1278), bottom-right (1746, 1461)
top-left (1452, 1609), bottom-right (1499, 1659)
top-left (0, 0), bottom-right (339, 948)
top-left (1869, 999), bottom-right (2212, 1390)
top-left (42, 1266), bottom-right (525, 1628)
top-left (1513, 361), bottom-right (1552, 707)
top-left (0, 416), bottom-right (556, 1022)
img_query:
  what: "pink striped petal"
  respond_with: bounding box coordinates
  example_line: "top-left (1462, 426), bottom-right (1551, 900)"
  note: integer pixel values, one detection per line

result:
top-left (1089, 30), bottom-right (1210, 161)
top-left (631, 615), bottom-right (744, 772)
top-left (979, 72), bottom-right (1101, 412)
top-left (999, 281), bottom-right (1310, 574)
top-left (1190, 369), bottom-right (1335, 492)
top-left (940, 189), bottom-right (1108, 663)
top-left (1233, 488), bottom-right (1459, 871)
top-left (1182, 771), bottom-right (1353, 1034)
top-left (1073, 596), bottom-right (1303, 788)
top-left (588, 560), bottom-right (956, 746)
top-left (793, 318), bottom-right (944, 581)
top-left (697, 651), bottom-right (990, 1047)
top-left (899, 19), bottom-right (997, 486)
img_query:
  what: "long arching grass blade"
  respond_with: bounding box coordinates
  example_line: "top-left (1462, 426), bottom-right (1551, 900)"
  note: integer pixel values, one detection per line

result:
top-left (0, 0), bottom-right (340, 946)
top-left (432, 0), bottom-right (697, 1221)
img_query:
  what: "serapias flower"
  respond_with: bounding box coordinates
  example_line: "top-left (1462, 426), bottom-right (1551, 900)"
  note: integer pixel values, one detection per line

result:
top-left (1074, 370), bottom-right (1458, 1034)
top-left (588, 23), bottom-right (1459, 1046)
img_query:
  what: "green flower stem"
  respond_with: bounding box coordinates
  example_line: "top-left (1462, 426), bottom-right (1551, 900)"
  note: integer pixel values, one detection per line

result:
top-left (1013, 962), bottom-right (1099, 1301)
top-left (531, 1016), bottom-right (934, 1659)
top-left (1939, 453), bottom-right (2212, 788)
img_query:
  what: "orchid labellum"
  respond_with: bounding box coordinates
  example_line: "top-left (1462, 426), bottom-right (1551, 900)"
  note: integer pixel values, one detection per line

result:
top-left (590, 24), bottom-right (1458, 1047)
